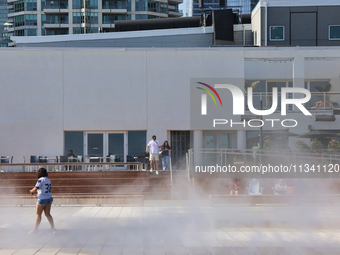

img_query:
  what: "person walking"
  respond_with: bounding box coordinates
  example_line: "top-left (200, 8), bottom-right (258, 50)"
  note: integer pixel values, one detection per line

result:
top-left (161, 141), bottom-right (171, 170)
top-left (146, 135), bottom-right (162, 175)
top-left (28, 168), bottom-right (56, 234)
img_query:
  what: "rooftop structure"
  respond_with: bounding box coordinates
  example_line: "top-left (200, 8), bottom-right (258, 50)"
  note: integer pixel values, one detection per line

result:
top-left (191, 0), bottom-right (259, 17)
top-left (252, 0), bottom-right (340, 46)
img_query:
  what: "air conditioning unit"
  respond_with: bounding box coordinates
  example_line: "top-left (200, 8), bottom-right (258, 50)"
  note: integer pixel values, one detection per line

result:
top-left (333, 109), bottom-right (340, 115)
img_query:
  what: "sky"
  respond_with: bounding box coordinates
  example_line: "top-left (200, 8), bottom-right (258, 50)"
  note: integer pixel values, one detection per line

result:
top-left (179, 0), bottom-right (189, 17)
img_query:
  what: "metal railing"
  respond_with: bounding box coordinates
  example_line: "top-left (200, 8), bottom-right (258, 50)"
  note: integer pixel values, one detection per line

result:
top-left (0, 162), bottom-right (142, 172)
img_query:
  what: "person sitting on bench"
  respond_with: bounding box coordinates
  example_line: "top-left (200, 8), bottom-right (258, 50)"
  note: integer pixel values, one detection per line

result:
top-left (230, 178), bottom-right (240, 195)
top-left (275, 179), bottom-right (287, 194)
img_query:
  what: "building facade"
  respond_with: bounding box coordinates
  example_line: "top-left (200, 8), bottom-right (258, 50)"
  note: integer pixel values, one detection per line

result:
top-left (0, 0), bottom-right (9, 46)
top-left (0, 47), bottom-right (340, 168)
top-left (252, 0), bottom-right (340, 46)
top-left (191, 0), bottom-right (259, 16)
top-left (6, 0), bottom-right (183, 36)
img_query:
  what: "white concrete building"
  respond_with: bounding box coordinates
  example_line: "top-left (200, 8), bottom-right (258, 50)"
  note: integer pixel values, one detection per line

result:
top-left (0, 46), bottom-right (340, 167)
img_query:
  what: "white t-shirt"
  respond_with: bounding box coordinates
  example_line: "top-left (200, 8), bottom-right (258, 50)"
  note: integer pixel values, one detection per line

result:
top-left (35, 177), bottom-right (52, 199)
top-left (147, 140), bottom-right (161, 154)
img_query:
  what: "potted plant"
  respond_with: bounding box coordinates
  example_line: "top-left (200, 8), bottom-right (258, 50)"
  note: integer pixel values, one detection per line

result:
top-left (328, 140), bottom-right (340, 154)
top-left (295, 140), bottom-right (310, 152)
top-left (310, 139), bottom-right (323, 156)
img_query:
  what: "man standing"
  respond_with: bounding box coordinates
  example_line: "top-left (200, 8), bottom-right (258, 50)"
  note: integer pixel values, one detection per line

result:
top-left (146, 135), bottom-right (162, 175)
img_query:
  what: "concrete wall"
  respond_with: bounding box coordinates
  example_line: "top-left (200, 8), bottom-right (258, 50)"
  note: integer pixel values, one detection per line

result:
top-left (1, 47), bottom-right (340, 161)
top-left (264, 6), bottom-right (340, 46)
top-left (251, 6), bottom-right (261, 46)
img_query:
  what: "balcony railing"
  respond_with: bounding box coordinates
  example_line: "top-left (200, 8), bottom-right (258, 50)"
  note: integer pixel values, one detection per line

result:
top-left (44, 1), bottom-right (68, 9)
top-left (102, 3), bottom-right (127, 9)
top-left (44, 19), bottom-right (69, 24)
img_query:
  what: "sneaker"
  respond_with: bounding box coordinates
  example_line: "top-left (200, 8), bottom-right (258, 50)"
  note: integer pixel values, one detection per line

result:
top-left (28, 229), bottom-right (37, 235)
top-left (50, 228), bottom-right (57, 234)
top-left (156, 170), bottom-right (159, 175)
top-left (150, 168), bottom-right (153, 173)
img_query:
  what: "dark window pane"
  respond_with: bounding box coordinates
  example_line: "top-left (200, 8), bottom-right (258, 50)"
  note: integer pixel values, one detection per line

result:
top-left (64, 131), bottom-right (84, 156)
top-left (128, 131), bottom-right (146, 157)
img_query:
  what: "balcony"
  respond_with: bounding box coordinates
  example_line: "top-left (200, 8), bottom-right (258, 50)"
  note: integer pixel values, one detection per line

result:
top-left (168, 0), bottom-right (183, 4)
top-left (43, 1), bottom-right (68, 13)
top-left (168, 9), bottom-right (183, 17)
top-left (7, 0), bottom-right (20, 3)
top-left (7, 5), bottom-right (13, 9)
top-left (101, 8), bottom-right (127, 14)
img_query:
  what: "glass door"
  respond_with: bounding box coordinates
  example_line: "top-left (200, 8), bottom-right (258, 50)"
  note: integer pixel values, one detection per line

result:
top-left (108, 133), bottom-right (125, 162)
top-left (87, 133), bottom-right (103, 157)
top-left (205, 133), bottom-right (217, 166)
top-left (84, 131), bottom-right (127, 168)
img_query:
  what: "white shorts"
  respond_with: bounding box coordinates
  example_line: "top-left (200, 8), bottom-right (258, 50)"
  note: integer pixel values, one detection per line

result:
top-left (149, 153), bottom-right (159, 161)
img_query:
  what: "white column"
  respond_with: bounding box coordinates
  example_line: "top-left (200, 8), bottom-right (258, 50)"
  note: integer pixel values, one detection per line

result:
top-left (293, 56), bottom-right (305, 89)
top-left (237, 130), bottom-right (246, 150)
top-left (97, 0), bottom-right (102, 30)
top-left (131, 0), bottom-right (135, 20)
top-left (193, 130), bottom-right (203, 167)
top-left (37, 0), bottom-right (41, 36)
top-left (193, 130), bottom-right (203, 150)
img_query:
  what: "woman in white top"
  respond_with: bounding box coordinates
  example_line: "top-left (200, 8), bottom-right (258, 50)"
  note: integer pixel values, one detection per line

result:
top-left (29, 168), bottom-right (56, 234)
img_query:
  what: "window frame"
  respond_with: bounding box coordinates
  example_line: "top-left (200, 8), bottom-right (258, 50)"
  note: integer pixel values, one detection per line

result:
top-left (269, 26), bottom-right (285, 41)
top-left (329, 25), bottom-right (340, 40)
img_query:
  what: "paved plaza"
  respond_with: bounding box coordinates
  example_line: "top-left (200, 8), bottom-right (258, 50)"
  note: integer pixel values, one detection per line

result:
top-left (0, 201), bottom-right (340, 255)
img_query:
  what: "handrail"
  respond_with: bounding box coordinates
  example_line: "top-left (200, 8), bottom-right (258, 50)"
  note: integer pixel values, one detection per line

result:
top-left (0, 162), bottom-right (142, 172)
top-left (169, 151), bottom-right (173, 200)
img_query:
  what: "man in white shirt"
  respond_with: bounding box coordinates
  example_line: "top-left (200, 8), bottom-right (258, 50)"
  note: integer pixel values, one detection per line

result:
top-left (146, 135), bottom-right (162, 175)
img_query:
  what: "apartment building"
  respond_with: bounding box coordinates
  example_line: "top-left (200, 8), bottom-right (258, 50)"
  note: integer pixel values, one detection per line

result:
top-left (6, 0), bottom-right (183, 36)
top-left (191, 0), bottom-right (259, 16)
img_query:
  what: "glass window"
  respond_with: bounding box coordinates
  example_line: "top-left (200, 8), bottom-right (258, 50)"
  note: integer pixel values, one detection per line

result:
top-left (90, 27), bottom-right (98, 33)
top-left (246, 131), bottom-right (260, 149)
top-left (135, 14), bottom-right (147, 19)
top-left (109, 134), bottom-right (124, 161)
top-left (73, 27), bottom-right (82, 34)
top-left (24, 29), bottom-right (37, 36)
top-left (102, 14), bottom-right (126, 23)
top-left (270, 26), bottom-right (284, 41)
top-left (64, 131), bottom-right (84, 156)
top-left (329, 25), bottom-right (340, 40)
top-left (73, 0), bottom-right (81, 9)
top-left (73, 12), bottom-right (81, 24)
top-left (90, 0), bottom-right (98, 8)
top-left (45, 29), bottom-right (68, 35)
top-left (128, 131), bottom-right (146, 157)
top-left (90, 12), bottom-right (98, 23)
top-left (170, 131), bottom-right (190, 170)
top-left (25, 14), bottom-right (37, 25)
top-left (305, 81), bottom-right (331, 110)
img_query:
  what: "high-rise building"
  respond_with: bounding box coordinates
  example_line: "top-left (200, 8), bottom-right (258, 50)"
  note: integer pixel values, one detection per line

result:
top-left (192, 0), bottom-right (259, 16)
top-left (6, 0), bottom-right (183, 36)
top-left (0, 0), bottom-right (9, 46)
